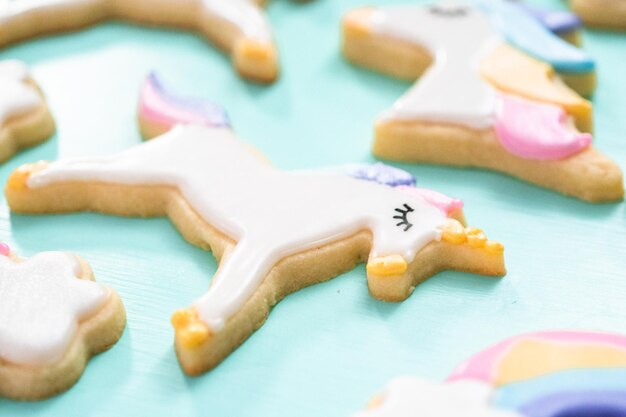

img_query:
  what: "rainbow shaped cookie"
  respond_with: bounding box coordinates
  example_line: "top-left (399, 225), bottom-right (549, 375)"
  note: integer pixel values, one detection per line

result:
top-left (342, 0), bottom-right (623, 202)
top-left (0, 60), bottom-right (55, 163)
top-left (0, 0), bottom-right (284, 83)
top-left (354, 331), bottom-right (626, 416)
top-left (0, 244), bottom-right (126, 400)
top-left (4, 76), bottom-right (505, 375)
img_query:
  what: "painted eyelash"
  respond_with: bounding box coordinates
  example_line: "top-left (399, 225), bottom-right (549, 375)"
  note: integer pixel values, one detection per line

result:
top-left (393, 204), bottom-right (415, 232)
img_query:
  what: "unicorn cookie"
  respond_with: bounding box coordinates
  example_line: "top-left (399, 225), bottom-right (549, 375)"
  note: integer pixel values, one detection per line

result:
top-left (570, 0), bottom-right (626, 30)
top-left (0, 60), bottom-right (55, 163)
top-left (354, 331), bottom-right (626, 417)
top-left (0, 0), bottom-right (283, 83)
top-left (0, 244), bottom-right (126, 400)
top-left (342, 0), bottom-right (623, 203)
top-left (5, 81), bottom-right (505, 375)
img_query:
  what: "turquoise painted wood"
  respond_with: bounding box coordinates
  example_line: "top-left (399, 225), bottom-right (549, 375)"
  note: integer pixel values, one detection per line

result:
top-left (0, 0), bottom-right (625, 415)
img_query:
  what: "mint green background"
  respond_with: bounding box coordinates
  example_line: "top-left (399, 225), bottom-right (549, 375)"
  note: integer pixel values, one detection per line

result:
top-left (1, 0), bottom-right (625, 415)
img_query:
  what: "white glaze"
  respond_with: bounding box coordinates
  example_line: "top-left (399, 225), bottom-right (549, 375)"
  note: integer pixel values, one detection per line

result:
top-left (371, 4), bottom-right (502, 129)
top-left (352, 377), bottom-right (522, 417)
top-left (28, 125), bottom-right (448, 331)
top-left (0, 60), bottom-right (40, 125)
top-left (0, 252), bottom-right (108, 365)
top-left (202, 0), bottom-right (271, 42)
top-left (0, 0), bottom-right (272, 42)
top-left (0, 0), bottom-right (102, 19)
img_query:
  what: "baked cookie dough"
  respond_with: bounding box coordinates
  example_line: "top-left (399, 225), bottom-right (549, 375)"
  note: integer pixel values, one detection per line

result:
top-left (570, 0), bottom-right (626, 30)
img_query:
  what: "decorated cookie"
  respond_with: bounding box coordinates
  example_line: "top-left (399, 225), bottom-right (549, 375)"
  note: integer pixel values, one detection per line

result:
top-left (5, 89), bottom-right (505, 375)
top-left (0, 0), bottom-right (283, 83)
top-left (342, 0), bottom-right (623, 203)
top-left (510, 0), bottom-right (582, 45)
top-left (0, 244), bottom-right (126, 400)
top-left (570, 0), bottom-right (626, 30)
top-left (354, 331), bottom-right (626, 416)
top-left (0, 60), bottom-right (55, 163)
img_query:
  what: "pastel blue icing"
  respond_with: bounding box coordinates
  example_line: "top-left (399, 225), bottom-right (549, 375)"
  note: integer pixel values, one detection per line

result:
top-left (493, 368), bottom-right (626, 411)
top-left (471, 0), bottom-right (594, 74)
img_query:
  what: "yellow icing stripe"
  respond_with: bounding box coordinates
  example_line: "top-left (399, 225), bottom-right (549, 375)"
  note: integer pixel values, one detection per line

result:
top-left (480, 44), bottom-right (592, 133)
top-left (494, 339), bottom-right (626, 386)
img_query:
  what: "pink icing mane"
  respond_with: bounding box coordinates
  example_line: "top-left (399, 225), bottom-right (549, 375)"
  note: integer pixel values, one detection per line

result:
top-left (494, 93), bottom-right (592, 160)
top-left (397, 186), bottom-right (464, 217)
top-left (0, 243), bottom-right (10, 257)
top-left (446, 331), bottom-right (626, 384)
top-left (138, 72), bottom-right (230, 132)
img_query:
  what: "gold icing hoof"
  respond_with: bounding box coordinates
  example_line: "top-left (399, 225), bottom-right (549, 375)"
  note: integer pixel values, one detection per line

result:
top-left (7, 161), bottom-right (48, 191)
top-left (344, 8), bottom-right (374, 37)
top-left (366, 254), bottom-right (408, 276)
top-left (441, 220), bottom-right (504, 255)
top-left (171, 308), bottom-right (211, 349)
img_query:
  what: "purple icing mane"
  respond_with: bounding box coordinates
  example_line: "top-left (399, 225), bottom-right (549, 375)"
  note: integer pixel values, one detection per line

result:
top-left (509, 0), bottom-right (581, 34)
top-left (139, 72), bottom-right (230, 133)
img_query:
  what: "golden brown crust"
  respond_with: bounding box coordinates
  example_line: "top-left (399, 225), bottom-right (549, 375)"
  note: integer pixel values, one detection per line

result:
top-left (374, 120), bottom-right (623, 203)
top-left (570, 0), bottom-right (626, 30)
top-left (0, 257), bottom-right (126, 401)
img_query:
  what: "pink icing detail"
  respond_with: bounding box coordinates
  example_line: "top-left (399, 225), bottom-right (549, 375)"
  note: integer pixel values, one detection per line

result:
top-left (397, 186), bottom-right (464, 217)
top-left (138, 73), bottom-right (229, 131)
top-left (0, 243), bottom-right (10, 257)
top-left (446, 331), bottom-right (626, 384)
top-left (494, 93), bottom-right (592, 160)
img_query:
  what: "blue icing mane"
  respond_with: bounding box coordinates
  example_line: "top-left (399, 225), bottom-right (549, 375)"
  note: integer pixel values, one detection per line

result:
top-left (493, 368), bottom-right (626, 412)
top-left (471, 0), bottom-right (594, 74)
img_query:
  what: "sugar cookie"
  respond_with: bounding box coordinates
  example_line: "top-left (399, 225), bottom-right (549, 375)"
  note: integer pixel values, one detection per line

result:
top-left (0, 0), bottom-right (282, 82)
top-left (5, 88), bottom-right (504, 375)
top-left (355, 331), bottom-right (626, 417)
top-left (570, 0), bottom-right (626, 30)
top-left (342, 1), bottom-right (623, 203)
top-left (0, 60), bottom-right (55, 163)
top-left (0, 245), bottom-right (126, 400)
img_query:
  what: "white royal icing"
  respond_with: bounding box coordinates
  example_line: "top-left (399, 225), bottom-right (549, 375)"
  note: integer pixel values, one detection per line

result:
top-left (201, 0), bottom-right (272, 42)
top-left (28, 125), bottom-right (448, 331)
top-left (352, 377), bottom-right (522, 417)
top-left (0, 0), bottom-right (102, 19)
top-left (0, 60), bottom-right (40, 125)
top-left (0, 252), bottom-right (108, 365)
top-left (370, 4), bottom-right (503, 129)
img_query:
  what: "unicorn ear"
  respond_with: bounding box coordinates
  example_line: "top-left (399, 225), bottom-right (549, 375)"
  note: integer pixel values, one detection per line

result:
top-left (137, 72), bottom-right (231, 140)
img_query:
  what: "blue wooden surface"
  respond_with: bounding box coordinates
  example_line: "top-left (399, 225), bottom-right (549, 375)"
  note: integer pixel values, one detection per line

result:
top-left (0, 0), bottom-right (625, 416)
